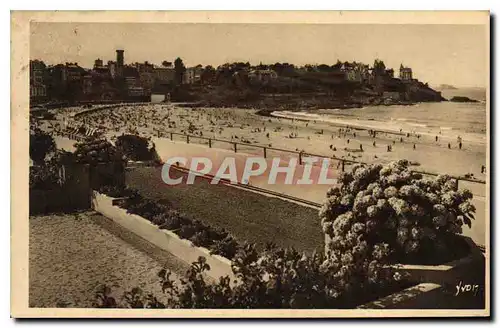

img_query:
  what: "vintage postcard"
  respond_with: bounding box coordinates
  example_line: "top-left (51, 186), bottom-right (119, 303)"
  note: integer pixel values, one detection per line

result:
top-left (11, 11), bottom-right (490, 318)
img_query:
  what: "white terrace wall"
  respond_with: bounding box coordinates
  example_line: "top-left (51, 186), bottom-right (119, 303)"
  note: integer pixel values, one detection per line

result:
top-left (92, 192), bottom-right (235, 281)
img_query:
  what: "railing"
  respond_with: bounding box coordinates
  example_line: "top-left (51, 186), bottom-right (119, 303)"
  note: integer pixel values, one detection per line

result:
top-left (154, 130), bottom-right (487, 189)
top-left (52, 125), bottom-right (486, 192)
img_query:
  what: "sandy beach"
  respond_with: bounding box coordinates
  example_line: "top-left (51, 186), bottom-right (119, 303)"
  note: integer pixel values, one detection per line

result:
top-left (60, 103), bottom-right (487, 181)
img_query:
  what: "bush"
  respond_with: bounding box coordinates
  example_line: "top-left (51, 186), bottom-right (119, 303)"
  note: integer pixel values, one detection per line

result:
top-left (29, 164), bottom-right (60, 190)
top-left (73, 138), bottom-right (124, 164)
top-left (97, 185), bottom-right (137, 198)
top-left (321, 160), bottom-right (475, 264)
top-left (115, 134), bottom-right (155, 161)
top-left (96, 244), bottom-right (406, 309)
top-left (30, 128), bottom-right (56, 165)
top-left (210, 236), bottom-right (239, 259)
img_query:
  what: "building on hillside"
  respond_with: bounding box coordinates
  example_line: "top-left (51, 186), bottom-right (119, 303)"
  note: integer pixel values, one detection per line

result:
top-left (139, 72), bottom-right (155, 93)
top-left (183, 66), bottom-right (203, 84)
top-left (107, 61), bottom-right (117, 79)
top-left (248, 69), bottom-right (278, 82)
top-left (399, 64), bottom-right (413, 81)
top-left (82, 75), bottom-right (93, 95)
top-left (386, 68), bottom-right (395, 78)
top-left (94, 58), bottom-right (104, 69)
top-left (128, 86), bottom-right (145, 97)
top-left (123, 67), bottom-right (146, 98)
top-left (64, 63), bottom-right (85, 82)
top-left (153, 67), bottom-right (175, 84)
top-left (30, 60), bottom-right (48, 101)
top-left (343, 62), bottom-right (370, 83)
top-left (125, 76), bottom-right (138, 89)
top-left (134, 61), bottom-right (155, 74)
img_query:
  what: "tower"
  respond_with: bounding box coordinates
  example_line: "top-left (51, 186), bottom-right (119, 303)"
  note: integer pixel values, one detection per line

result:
top-left (116, 50), bottom-right (124, 67)
top-left (116, 49), bottom-right (124, 77)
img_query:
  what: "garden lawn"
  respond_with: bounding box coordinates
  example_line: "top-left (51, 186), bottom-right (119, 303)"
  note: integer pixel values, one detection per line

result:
top-left (125, 166), bottom-right (323, 253)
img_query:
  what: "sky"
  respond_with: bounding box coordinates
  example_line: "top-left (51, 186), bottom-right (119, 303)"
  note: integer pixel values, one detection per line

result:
top-left (30, 23), bottom-right (487, 88)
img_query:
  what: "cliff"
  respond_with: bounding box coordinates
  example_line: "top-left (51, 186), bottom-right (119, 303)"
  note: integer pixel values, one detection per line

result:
top-left (405, 81), bottom-right (446, 102)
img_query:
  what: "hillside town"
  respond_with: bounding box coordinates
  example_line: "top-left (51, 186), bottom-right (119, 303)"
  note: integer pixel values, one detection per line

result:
top-left (30, 49), bottom-right (444, 107)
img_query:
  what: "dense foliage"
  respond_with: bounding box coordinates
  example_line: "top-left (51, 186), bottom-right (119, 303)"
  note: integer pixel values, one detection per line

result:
top-left (321, 160), bottom-right (475, 264)
top-left (30, 128), bottom-right (56, 165)
top-left (73, 138), bottom-right (124, 164)
top-left (115, 134), bottom-right (156, 162)
top-left (94, 245), bottom-right (406, 309)
top-left (29, 163), bottom-right (60, 190)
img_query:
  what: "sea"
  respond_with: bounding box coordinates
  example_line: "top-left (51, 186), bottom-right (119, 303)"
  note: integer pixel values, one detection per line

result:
top-left (273, 87), bottom-right (487, 145)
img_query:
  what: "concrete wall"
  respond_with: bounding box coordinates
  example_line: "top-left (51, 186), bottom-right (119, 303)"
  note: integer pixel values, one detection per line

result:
top-left (358, 283), bottom-right (442, 309)
top-left (91, 191), bottom-right (235, 281)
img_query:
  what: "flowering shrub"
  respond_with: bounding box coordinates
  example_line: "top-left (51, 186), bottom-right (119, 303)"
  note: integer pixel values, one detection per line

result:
top-left (321, 160), bottom-right (475, 264)
top-left (94, 247), bottom-right (408, 309)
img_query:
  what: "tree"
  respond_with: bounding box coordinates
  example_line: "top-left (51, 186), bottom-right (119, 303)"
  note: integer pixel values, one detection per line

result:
top-left (162, 61), bottom-right (172, 67)
top-left (201, 65), bottom-right (216, 84)
top-left (174, 58), bottom-right (186, 85)
top-left (373, 59), bottom-right (386, 76)
top-left (30, 128), bottom-right (56, 165)
top-left (332, 60), bottom-right (343, 70)
top-left (115, 134), bottom-right (154, 161)
top-left (317, 64), bottom-right (331, 72)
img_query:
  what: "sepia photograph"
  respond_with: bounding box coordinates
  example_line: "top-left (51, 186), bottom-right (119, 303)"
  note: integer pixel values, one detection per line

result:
top-left (11, 10), bottom-right (490, 318)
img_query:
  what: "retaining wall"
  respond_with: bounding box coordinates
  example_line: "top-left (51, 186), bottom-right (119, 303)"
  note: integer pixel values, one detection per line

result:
top-left (91, 191), bottom-right (235, 281)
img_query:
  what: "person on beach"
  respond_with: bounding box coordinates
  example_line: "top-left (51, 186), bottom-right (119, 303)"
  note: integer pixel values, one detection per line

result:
top-left (347, 139), bottom-right (350, 144)
top-left (448, 143), bottom-right (451, 149)
top-left (413, 144), bottom-right (416, 150)
top-left (387, 145), bottom-right (391, 152)
top-left (353, 132), bottom-right (356, 138)
top-left (435, 136), bottom-right (438, 142)
top-left (481, 165), bottom-right (486, 174)
top-left (360, 144), bottom-right (363, 151)
top-left (400, 137), bottom-right (403, 143)
top-left (459, 142), bottom-right (463, 150)
top-left (373, 141), bottom-right (376, 147)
